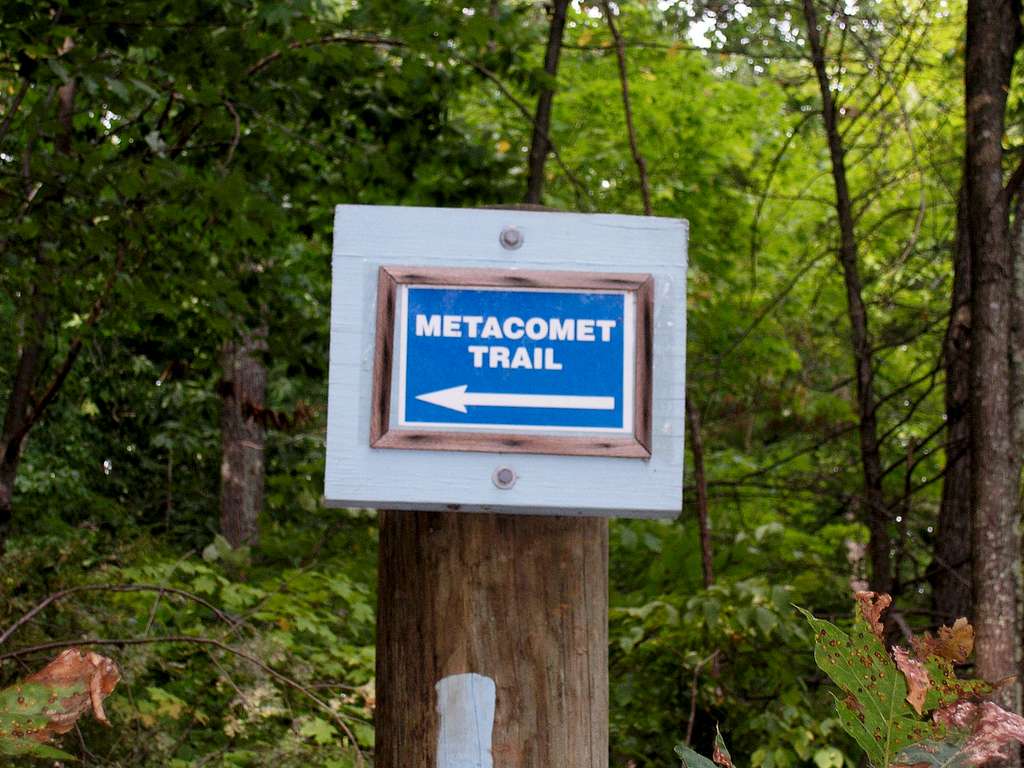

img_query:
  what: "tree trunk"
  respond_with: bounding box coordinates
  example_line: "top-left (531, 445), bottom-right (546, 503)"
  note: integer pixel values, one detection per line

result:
top-left (1012, 196), bottom-right (1024, 470)
top-left (0, 82), bottom-right (76, 553)
top-left (802, 0), bottom-right (891, 594)
top-left (686, 397), bottom-right (714, 588)
top-left (0, 299), bottom-right (48, 551)
top-left (523, 0), bottom-right (570, 205)
top-left (375, 510), bottom-right (608, 768)
top-left (932, 183), bottom-right (973, 625)
top-left (1013, 193), bottom-right (1024, 728)
top-left (965, 0), bottom-right (1022, 742)
top-left (219, 327), bottom-right (268, 549)
top-left (0, 454), bottom-right (18, 549)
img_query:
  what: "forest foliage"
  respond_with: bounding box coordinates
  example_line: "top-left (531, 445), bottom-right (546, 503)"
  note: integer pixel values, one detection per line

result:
top-left (1, 0), bottom-right (1022, 766)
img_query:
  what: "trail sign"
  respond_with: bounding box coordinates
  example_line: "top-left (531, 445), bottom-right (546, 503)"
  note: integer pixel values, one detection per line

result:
top-left (370, 267), bottom-right (653, 458)
top-left (325, 205), bottom-right (687, 518)
top-left (401, 286), bottom-right (631, 432)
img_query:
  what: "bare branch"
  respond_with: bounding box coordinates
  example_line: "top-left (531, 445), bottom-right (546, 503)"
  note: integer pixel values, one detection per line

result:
top-left (601, 1), bottom-right (652, 215)
top-left (457, 56), bottom-right (592, 208)
top-left (0, 78), bottom-right (30, 146)
top-left (0, 582), bottom-right (240, 647)
top-left (6, 243), bottom-right (126, 454)
top-left (0, 636), bottom-right (366, 764)
top-left (222, 100), bottom-right (240, 168)
top-left (246, 34), bottom-right (405, 78)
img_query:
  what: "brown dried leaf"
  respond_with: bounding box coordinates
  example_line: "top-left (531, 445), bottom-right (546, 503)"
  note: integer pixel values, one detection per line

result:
top-left (712, 726), bottom-right (733, 768)
top-left (893, 647), bottom-right (931, 715)
top-left (854, 591), bottom-right (892, 640)
top-left (24, 647), bottom-right (120, 738)
top-left (933, 700), bottom-right (1024, 765)
top-left (917, 618), bottom-right (974, 664)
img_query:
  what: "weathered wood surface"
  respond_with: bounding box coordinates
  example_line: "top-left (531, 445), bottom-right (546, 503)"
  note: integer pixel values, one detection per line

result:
top-left (219, 326), bottom-right (268, 548)
top-left (375, 510), bottom-right (608, 768)
top-left (325, 205), bottom-right (688, 517)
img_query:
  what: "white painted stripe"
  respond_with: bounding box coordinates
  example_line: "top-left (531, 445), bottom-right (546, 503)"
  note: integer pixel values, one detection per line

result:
top-left (436, 673), bottom-right (496, 768)
top-left (466, 392), bottom-right (614, 410)
top-left (416, 384), bottom-right (614, 414)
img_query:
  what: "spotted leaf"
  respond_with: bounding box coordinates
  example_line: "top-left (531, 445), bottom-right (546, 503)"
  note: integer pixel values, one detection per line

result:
top-left (799, 607), bottom-right (943, 767)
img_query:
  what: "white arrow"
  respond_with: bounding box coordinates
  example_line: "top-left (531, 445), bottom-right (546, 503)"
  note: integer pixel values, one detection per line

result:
top-left (416, 385), bottom-right (615, 414)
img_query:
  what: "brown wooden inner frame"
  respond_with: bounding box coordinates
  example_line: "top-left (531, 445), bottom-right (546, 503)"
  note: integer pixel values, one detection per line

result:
top-left (370, 265), bottom-right (654, 458)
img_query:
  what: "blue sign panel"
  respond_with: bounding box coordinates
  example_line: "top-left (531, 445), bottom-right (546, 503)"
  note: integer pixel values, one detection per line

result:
top-left (398, 286), bottom-right (633, 432)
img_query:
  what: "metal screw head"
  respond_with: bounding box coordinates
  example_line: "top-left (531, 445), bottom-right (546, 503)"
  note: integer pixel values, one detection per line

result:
top-left (499, 226), bottom-right (523, 250)
top-left (492, 466), bottom-right (517, 489)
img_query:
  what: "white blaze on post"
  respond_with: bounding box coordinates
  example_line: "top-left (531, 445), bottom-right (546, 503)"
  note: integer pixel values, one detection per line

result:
top-left (436, 673), bottom-right (496, 768)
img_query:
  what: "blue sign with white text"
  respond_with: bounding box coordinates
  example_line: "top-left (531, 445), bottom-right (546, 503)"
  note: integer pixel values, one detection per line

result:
top-left (399, 287), bottom-right (631, 431)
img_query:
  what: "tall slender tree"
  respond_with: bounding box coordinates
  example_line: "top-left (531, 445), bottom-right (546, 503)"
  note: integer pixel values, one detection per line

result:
top-left (963, 0), bottom-right (1023, 741)
top-left (933, 183), bottom-right (973, 624)
top-left (802, 0), bottom-right (891, 594)
top-left (524, 0), bottom-right (571, 204)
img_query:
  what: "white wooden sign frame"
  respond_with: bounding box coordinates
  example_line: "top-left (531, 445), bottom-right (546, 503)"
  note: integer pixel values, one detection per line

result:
top-left (324, 205), bottom-right (688, 518)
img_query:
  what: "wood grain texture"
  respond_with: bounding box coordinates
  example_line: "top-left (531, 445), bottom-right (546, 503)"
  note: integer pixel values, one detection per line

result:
top-left (369, 265), bottom-right (654, 459)
top-left (634, 276), bottom-right (653, 453)
top-left (375, 510), bottom-right (608, 768)
top-left (382, 264), bottom-right (652, 290)
top-left (369, 267), bottom-right (398, 446)
top-left (325, 205), bottom-right (687, 517)
top-left (372, 430), bottom-right (650, 458)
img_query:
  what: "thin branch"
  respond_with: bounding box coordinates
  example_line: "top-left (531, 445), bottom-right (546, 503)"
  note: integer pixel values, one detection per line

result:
top-left (457, 56), bottom-right (592, 208)
top-left (561, 39), bottom-right (820, 62)
top-left (748, 112), bottom-right (816, 286)
top-left (1005, 155), bottom-right (1024, 204)
top-left (6, 244), bottom-right (126, 454)
top-left (0, 636), bottom-right (365, 764)
top-left (875, 366), bottom-right (942, 448)
top-left (871, 359), bottom-right (943, 416)
top-left (723, 423), bottom-right (859, 484)
top-left (879, 421), bottom-right (946, 481)
top-left (686, 398), bottom-right (714, 588)
top-left (601, 1), bottom-right (651, 214)
top-left (246, 34), bottom-right (405, 78)
top-left (143, 591), bottom-right (163, 637)
top-left (222, 100), bottom-right (240, 168)
top-left (684, 650), bottom-right (720, 745)
top-left (0, 78), bottom-right (30, 145)
top-left (717, 246), bottom-right (832, 364)
top-left (0, 583), bottom-right (239, 647)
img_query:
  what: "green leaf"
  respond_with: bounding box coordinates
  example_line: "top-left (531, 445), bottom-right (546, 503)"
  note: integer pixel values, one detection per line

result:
top-left (714, 726), bottom-right (733, 766)
top-left (47, 58), bottom-right (70, 83)
top-left (299, 716), bottom-right (337, 745)
top-left (106, 77), bottom-right (130, 101)
top-left (0, 737), bottom-right (76, 760)
top-left (352, 721), bottom-right (375, 748)
top-left (201, 542), bottom-right (220, 562)
top-left (813, 746), bottom-right (844, 768)
top-left (798, 608), bottom-right (941, 766)
top-left (192, 573), bottom-right (218, 594)
top-left (0, 681), bottom-right (83, 760)
top-left (921, 657), bottom-right (993, 711)
top-left (675, 744), bottom-right (720, 768)
top-left (893, 741), bottom-right (968, 768)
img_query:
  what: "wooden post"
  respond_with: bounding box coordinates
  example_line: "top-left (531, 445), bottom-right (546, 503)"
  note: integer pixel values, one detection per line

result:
top-left (325, 206), bottom-right (685, 767)
top-left (375, 510), bottom-right (608, 768)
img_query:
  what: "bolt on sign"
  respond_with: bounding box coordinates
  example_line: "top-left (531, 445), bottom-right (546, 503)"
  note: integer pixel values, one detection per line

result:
top-left (325, 205), bottom-right (688, 518)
